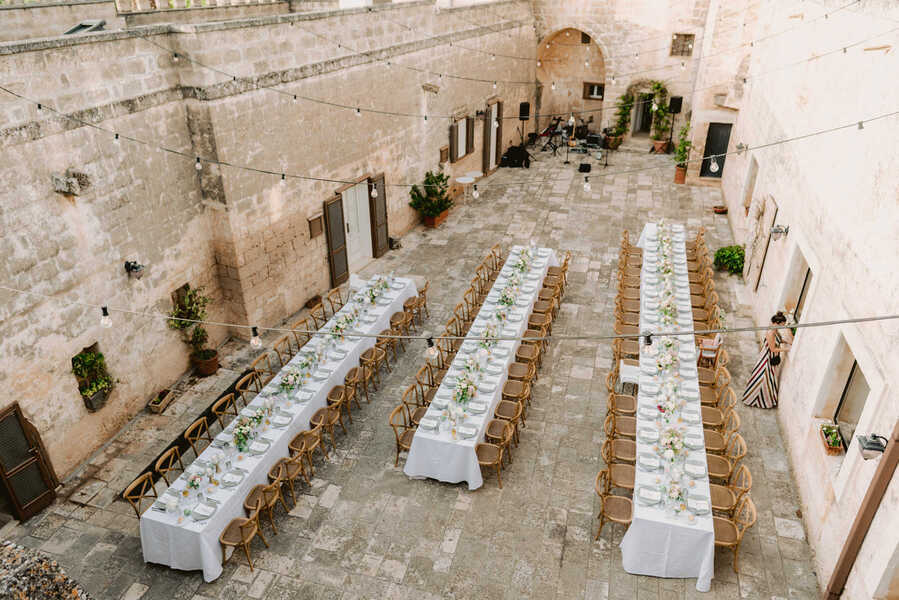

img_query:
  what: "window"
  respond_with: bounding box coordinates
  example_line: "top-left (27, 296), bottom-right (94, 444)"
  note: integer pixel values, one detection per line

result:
top-left (582, 82), bottom-right (604, 100)
top-left (741, 156), bottom-right (758, 215)
top-left (450, 116), bottom-right (475, 162)
top-left (794, 267), bottom-right (812, 323)
top-left (172, 283), bottom-right (190, 307)
top-left (439, 146), bottom-right (449, 165)
top-left (834, 361), bottom-right (870, 447)
top-left (671, 33), bottom-right (695, 57)
top-left (581, 32), bottom-right (591, 44)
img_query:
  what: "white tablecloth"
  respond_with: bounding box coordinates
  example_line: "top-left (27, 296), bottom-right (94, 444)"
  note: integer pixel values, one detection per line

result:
top-left (140, 276), bottom-right (417, 581)
top-left (619, 223), bottom-right (715, 592)
top-left (403, 247), bottom-right (559, 490)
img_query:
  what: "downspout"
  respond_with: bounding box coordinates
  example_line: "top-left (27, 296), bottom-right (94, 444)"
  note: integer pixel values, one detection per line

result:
top-left (823, 420), bottom-right (899, 599)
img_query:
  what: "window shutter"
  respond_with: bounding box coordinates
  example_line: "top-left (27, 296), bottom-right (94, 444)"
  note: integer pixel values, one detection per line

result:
top-left (449, 122), bottom-right (458, 163)
top-left (494, 102), bottom-right (503, 166)
top-left (583, 83), bottom-right (591, 99)
top-left (466, 117), bottom-right (475, 155)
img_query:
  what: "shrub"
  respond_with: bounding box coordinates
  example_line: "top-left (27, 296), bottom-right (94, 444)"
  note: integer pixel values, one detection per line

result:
top-left (72, 350), bottom-right (113, 398)
top-left (673, 121), bottom-right (692, 167)
top-left (714, 245), bottom-right (745, 275)
top-left (168, 287), bottom-right (215, 358)
top-left (409, 171), bottom-right (453, 217)
top-left (612, 94), bottom-right (634, 136)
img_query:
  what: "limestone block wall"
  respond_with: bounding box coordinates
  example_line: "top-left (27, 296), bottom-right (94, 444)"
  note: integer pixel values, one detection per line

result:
top-left (716, 1), bottom-right (899, 596)
top-left (532, 0), bottom-right (710, 136)
top-left (0, 0), bottom-right (125, 43)
top-left (0, 0), bottom-right (537, 477)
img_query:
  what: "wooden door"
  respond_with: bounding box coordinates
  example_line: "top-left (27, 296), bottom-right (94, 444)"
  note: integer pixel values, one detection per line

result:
top-left (482, 110), bottom-right (491, 173)
top-left (494, 102), bottom-right (504, 168)
top-left (0, 404), bottom-right (58, 521)
top-left (323, 195), bottom-right (349, 286)
top-left (700, 122), bottom-right (732, 177)
top-left (747, 198), bottom-right (778, 291)
top-left (369, 175), bottom-right (388, 258)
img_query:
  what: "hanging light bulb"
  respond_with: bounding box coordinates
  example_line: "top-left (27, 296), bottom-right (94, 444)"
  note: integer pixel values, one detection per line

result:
top-left (585, 59), bottom-right (590, 67)
top-left (280, 173), bottom-right (286, 185)
top-left (652, 102), bottom-right (658, 111)
top-left (709, 157), bottom-right (720, 173)
top-left (100, 306), bottom-right (112, 328)
top-left (546, 43), bottom-right (550, 49)
top-left (371, 184), bottom-right (378, 198)
top-left (172, 52), bottom-right (180, 63)
top-left (551, 81), bottom-right (556, 91)
top-left (680, 61), bottom-right (686, 70)
top-left (493, 81), bottom-right (497, 90)
top-left (114, 133), bottom-right (120, 144)
top-left (537, 60), bottom-right (542, 67)
top-left (195, 157), bottom-right (202, 171)
top-left (250, 326), bottom-right (262, 348)
top-left (293, 95), bottom-right (297, 102)
top-left (491, 54), bottom-right (496, 61)
top-left (635, 51), bottom-right (639, 59)
top-left (355, 108), bottom-right (361, 117)
top-left (472, 185), bottom-right (480, 199)
top-left (858, 121), bottom-right (864, 130)
top-left (566, 30), bottom-right (571, 36)
top-left (494, 119), bottom-right (500, 129)
top-left (425, 336), bottom-right (438, 359)
top-left (583, 176), bottom-right (591, 193)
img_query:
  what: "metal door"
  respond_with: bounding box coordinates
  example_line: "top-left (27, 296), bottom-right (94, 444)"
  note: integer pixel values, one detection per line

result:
top-left (700, 122), bottom-right (732, 177)
top-left (0, 404), bottom-right (57, 521)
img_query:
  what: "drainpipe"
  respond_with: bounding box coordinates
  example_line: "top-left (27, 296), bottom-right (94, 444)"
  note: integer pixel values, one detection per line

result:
top-left (823, 420), bottom-right (899, 599)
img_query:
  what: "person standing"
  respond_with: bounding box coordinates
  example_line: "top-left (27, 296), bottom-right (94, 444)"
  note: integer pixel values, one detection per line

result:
top-left (743, 311), bottom-right (793, 408)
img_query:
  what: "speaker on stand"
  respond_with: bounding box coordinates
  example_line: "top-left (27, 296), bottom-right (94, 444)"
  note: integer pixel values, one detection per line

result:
top-left (667, 96), bottom-right (683, 150)
top-left (517, 102), bottom-right (530, 146)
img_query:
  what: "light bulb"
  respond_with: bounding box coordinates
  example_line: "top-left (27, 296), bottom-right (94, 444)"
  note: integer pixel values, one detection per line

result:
top-left (280, 174), bottom-right (286, 185)
top-left (681, 61), bottom-right (686, 70)
top-left (491, 54), bottom-right (496, 61)
top-left (611, 75), bottom-right (616, 84)
top-left (371, 185), bottom-right (378, 198)
top-left (250, 326), bottom-right (262, 348)
top-left (546, 43), bottom-right (550, 49)
top-left (494, 119), bottom-right (499, 129)
top-left (100, 306), bottom-right (112, 328)
top-left (114, 133), bottom-right (120, 144)
top-left (425, 337), bottom-right (437, 359)
top-left (355, 108), bottom-right (361, 117)
top-left (493, 81), bottom-right (497, 90)
top-left (537, 60), bottom-right (542, 67)
top-left (472, 185), bottom-right (479, 199)
top-left (652, 102), bottom-right (658, 111)
top-left (195, 157), bottom-right (202, 170)
top-left (551, 82), bottom-right (556, 91)
top-left (583, 177), bottom-right (591, 193)
top-left (709, 158), bottom-right (720, 173)
top-left (566, 31), bottom-right (570, 36)
top-left (585, 59), bottom-right (590, 67)
top-left (172, 52), bottom-right (180, 63)
top-left (635, 52), bottom-right (640, 59)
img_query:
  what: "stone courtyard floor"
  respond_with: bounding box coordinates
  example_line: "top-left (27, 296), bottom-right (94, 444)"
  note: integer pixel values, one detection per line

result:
top-left (7, 141), bottom-right (821, 599)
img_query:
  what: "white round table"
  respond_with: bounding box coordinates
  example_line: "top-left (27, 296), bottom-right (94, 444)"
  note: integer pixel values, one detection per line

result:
top-left (456, 176), bottom-right (475, 204)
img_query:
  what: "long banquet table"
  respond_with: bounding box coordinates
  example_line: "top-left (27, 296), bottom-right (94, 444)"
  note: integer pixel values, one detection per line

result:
top-left (140, 275), bottom-right (417, 581)
top-left (403, 246), bottom-right (559, 490)
top-left (619, 222), bottom-right (715, 592)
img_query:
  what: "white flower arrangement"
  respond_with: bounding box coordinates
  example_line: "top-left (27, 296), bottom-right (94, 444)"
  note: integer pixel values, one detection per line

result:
top-left (452, 373), bottom-right (476, 406)
top-left (656, 347), bottom-right (679, 372)
top-left (280, 368), bottom-right (304, 392)
top-left (658, 427), bottom-right (686, 461)
top-left (498, 285), bottom-right (519, 307)
top-left (480, 322), bottom-right (498, 349)
top-left (186, 473), bottom-right (204, 490)
top-left (232, 418), bottom-right (253, 451)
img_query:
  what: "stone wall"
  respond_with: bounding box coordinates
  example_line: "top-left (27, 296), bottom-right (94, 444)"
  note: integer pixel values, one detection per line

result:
top-left (0, 1), bottom-right (536, 477)
top-left (715, 1), bottom-right (899, 596)
top-left (0, 0), bottom-right (125, 43)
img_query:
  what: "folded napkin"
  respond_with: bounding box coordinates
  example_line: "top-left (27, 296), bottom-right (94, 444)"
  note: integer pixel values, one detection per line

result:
top-left (639, 487), bottom-right (661, 502)
top-left (249, 441), bottom-right (268, 453)
top-left (687, 498), bottom-right (709, 513)
top-left (272, 415), bottom-right (291, 427)
top-left (639, 455), bottom-right (660, 469)
top-left (222, 472), bottom-right (242, 486)
top-left (639, 428), bottom-right (660, 442)
top-left (458, 425), bottom-right (478, 438)
top-left (685, 435), bottom-right (704, 448)
top-left (419, 417), bottom-right (439, 430)
top-left (685, 462), bottom-right (706, 477)
top-left (468, 401), bottom-right (488, 413)
top-left (193, 503), bottom-right (215, 518)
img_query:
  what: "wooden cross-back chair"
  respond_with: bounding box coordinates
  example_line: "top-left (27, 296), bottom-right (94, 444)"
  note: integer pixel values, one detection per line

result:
top-left (184, 416), bottom-right (214, 459)
top-left (236, 370), bottom-right (263, 407)
top-left (389, 404), bottom-right (416, 467)
top-left (250, 352), bottom-right (277, 386)
top-left (154, 446), bottom-right (185, 486)
top-left (326, 287), bottom-right (344, 315)
top-left (211, 393), bottom-right (239, 429)
top-left (123, 472), bottom-right (157, 518)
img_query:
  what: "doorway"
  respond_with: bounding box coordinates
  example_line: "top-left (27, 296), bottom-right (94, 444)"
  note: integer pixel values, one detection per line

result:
top-left (0, 404), bottom-right (58, 522)
top-left (483, 101), bottom-right (503, 173)
top-left (700, 122), bottom-right (732, 177)
top-left (341, 181), bottom-right (373, 272)
top-left (633, 93), bottom-right (653, 134)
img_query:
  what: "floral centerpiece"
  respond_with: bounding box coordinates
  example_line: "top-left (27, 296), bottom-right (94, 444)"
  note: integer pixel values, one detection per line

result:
top-left (656, 394), bottom-right (684, 416)
top-left (249, 407), bottom-right (265, 427)
top-left (663, 481), bottom-right (687, 512)
top-left (372, 276), bottom-right (389, 293)
top-left (658, 427), bottom-right (686, 463)
top-left (232, 418), bottom-right (253, 452)
top-left (498, 285), bottom-right (518, 307)
top-left (186, 472), bottom-right (204, 490)
top-left (480, 322), bottom-right (498, 350)
top-left (513, 248), bottom-right (532, 273)
top-left (330, 313), bottom-right (355, 341)
top-left (280, 368), bottom-right (304, 393)
top-left (452, 373), bottom-right (477, 406)
top-left (656, 345), bottom-right (679, 373)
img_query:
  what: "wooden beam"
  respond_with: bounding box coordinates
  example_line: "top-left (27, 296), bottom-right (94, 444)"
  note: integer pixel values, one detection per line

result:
top-left (823, 420), bottom-right (899, 599)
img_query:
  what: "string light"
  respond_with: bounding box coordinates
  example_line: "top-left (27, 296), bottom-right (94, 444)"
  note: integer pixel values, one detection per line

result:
top-left (551, 81), bottom-right (556, 91)
top-left (472, 185), bottom-right (479, 199)
top-left (250, 326), bottom-right (262, 348)
top-left (491, 54), bottom-right (496, 61)
top-left (858, 121), bottom-right (864, 129)
top-left (585, 59), bottom-right (590, 67)
top-left (280, 173), bottom-right (286, 185)
top-left (114, 133), bottom-right (120, 144)
top-left (371, 185), bottom-right (378, 198)
top-left (709, 157), bottom-right (720, 173)
top-left (355, 108), bottom-right (361, 117)
top-left (583, 176), bottom-right (591, 192)
top-left (681, 61), bottom-right (686, 70)
top-left (194, 157), bottom-right (202, 171)
top-left (100, 306), bottom-right (112, 328)
top-left (172, 52), bottom-right (179, 63)
top-left (537, 60), bottom-right (541, 67)
top-left (611, 75), bottom-right (616, 84)
top-left (493, 81), bottom-right (497, 89)
top-left (425, 336), bottom-right (438, 359)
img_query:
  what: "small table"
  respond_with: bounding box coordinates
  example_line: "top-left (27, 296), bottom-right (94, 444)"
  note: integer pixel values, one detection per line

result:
top-left (455, 176), bottom-right (475, 203)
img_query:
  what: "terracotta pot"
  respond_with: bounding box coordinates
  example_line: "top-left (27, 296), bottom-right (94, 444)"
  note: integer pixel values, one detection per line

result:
top-left (653, 139), bottom-right (669, 153)
top-left (191, 350), bottom-right (219, 376)
top-left (713, 205), bottom-right (729, 215)
top-left (148, 388), bottom-right (175, 414)
top-left (607, 135), bottom-right (623, 150)
top-left (423, 209), bottom-right (449, 228)
top-left (820, 427), bottom-right (844, 456)
top-left (674, 166), bottom-right (687, 184)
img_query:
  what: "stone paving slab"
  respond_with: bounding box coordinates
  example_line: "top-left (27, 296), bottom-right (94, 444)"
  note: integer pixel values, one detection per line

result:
top-left (7, 145), bottom-right (819, 599)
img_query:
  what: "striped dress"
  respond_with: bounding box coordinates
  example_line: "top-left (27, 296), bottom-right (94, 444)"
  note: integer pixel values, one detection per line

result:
top-left (742, 332), bottom-right (781, 408)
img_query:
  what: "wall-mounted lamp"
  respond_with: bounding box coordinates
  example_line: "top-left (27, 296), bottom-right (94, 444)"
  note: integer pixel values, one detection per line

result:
top-left (124, 260), bottom-right (145, 279)
top-left (856, 434), bottom-right (888, 460)
top-left (735, 142), bottom-right (748, 154)
top-left (770, 225), bottom-right (790, 241)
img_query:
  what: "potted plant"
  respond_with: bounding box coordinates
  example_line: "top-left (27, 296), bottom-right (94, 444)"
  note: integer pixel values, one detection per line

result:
top-left (713, 245), bottom-right (745, 275)
top-left (820, 423), bottom-right (844, 456)
top-left (650, 104), bottom-right (671, 153)
top-left (72, 350), bottom-right (114, 412)
top-left (673, 121), bottom-right (692, 183)
top-left (168, 287), bottom-right (219, 376)
top-left (607, 93), bottom-right (634, 150)
top-left (409, 170), bottom-right (453, 228)
top-left (147, 388), bottom-right (175, 414)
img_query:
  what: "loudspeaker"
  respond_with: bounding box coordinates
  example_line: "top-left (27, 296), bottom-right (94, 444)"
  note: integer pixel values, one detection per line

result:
top-left (519, 102), bottom-right (530, 121)
top-left (669, 96), bottom-right (683, 114)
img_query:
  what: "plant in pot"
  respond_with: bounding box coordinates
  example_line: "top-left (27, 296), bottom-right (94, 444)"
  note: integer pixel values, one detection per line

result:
top-left (713, 245), bottom-right (745, 275)
top-left (820, 423), bottom-right (844, 455)
top-left (650, 104), bottom-right (671, 153)
top-left (608, 93), bottom-right (634, 149)
top-left (409, 170), bottom-right (453, 228)
top-left (72, 350), bottom-right (113, 411)
top-left (168, 287), bottom-right (219, 376)
top-left (673, 121), bottom-right (692, 183)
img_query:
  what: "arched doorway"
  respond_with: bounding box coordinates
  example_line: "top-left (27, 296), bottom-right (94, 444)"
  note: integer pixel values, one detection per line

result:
top-left (536, 28), bottom-right (606, 136)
